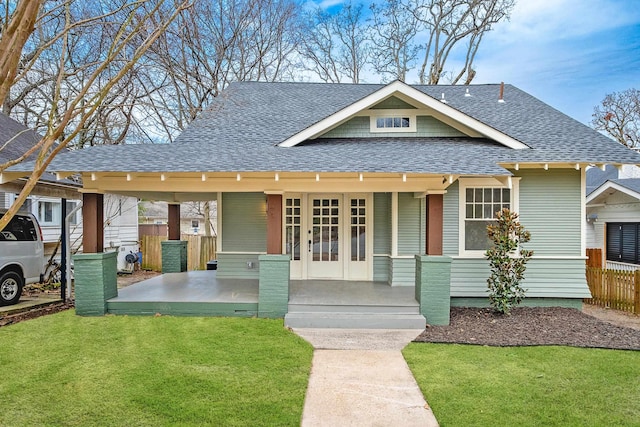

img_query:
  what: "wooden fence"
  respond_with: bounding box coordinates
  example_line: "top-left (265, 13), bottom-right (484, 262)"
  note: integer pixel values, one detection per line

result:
top-left (585, 267), bottom-right (640, 314)
top-left (140, 234), bottom-right (216, 272)
top-left (586, 248), bottom-right (602, 268)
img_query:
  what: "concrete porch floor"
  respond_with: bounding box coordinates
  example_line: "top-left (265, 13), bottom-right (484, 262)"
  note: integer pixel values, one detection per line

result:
top-left (106, 271), bottom-right (421, 321)
top-left (109, 271), bottom-right (418, 305)
top-left (109, 271), bottom-right (259, 304)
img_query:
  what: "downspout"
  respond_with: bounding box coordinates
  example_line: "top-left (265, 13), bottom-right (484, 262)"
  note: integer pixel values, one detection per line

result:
top-left (64, 202), bottom-right (82, 302)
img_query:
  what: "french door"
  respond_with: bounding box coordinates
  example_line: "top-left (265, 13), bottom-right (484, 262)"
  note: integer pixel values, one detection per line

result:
top-left (284, 193), bottom-right (370, 280)
top-left (308, 196), bottom-right (342, 279)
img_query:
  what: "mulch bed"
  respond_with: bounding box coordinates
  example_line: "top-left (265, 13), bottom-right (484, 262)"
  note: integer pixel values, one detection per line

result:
top-left (0, 301), bottom-right (74, 328)
top-left (415, 307), bottom-right (640, 350)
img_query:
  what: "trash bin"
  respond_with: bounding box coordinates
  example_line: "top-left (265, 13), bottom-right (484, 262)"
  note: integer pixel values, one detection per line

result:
top-left (206, 260), bottom-right (218, 270)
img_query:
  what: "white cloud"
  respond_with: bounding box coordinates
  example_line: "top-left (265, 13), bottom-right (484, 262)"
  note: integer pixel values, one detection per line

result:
top-left (468, 0), bottom-right (640, 123)
top-left (493, 0), bottom-right (640, 42)
top-left (302, 0), bottom-right (346, 11)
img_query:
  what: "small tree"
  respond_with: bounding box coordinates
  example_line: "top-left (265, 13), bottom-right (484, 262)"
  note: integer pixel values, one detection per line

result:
top-left (485, 208), bottom-right (533, 315)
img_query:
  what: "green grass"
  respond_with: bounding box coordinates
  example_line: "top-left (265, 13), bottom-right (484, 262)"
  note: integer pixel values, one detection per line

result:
top-left (403, 343), bottom-right (640, 426)
top-left (0, 311), bottom-right (313, 427)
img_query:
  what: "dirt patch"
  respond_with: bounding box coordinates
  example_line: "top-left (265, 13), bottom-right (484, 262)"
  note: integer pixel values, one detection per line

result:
top-left (415, 306), bottom-right (640, 350)
top-left (0, 269), bottom-right (161, 329)
top-left (582, 304), bottom-right (640, 331)
top-left (0, 301), bottom-right (73, 327)
top-left (117, 269), bottom-right (161, 288)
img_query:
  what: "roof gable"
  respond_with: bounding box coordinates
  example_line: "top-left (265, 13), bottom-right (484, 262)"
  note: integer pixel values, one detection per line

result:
top-left (277, 80), bottom-right (530, 150)
top-left (586, 179), bottom-right (640, 204)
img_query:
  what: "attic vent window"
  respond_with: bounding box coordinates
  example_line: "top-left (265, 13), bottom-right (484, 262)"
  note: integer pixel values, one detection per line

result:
top-left (377, 117), bottom-right (409, 128)
top-left (370, 113), bottom-right (416, 133)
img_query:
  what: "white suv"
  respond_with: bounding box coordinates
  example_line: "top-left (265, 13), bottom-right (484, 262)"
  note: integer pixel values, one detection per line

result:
top-left (0, 211), bottom-right (45, 306)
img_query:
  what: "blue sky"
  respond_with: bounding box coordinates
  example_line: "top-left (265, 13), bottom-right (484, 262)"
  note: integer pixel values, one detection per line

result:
top-left (309, 0), bottom-right (640, 125)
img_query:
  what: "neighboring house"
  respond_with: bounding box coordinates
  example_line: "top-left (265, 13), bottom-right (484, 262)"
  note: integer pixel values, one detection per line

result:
top-left (7, 81), bottom-right (640, 320)
top-left (0, 112), bottom-right (139, 258)
top-left (586, 164), bottom-right (640, 270)
top-left (139, 200), bottom-right (216, 236)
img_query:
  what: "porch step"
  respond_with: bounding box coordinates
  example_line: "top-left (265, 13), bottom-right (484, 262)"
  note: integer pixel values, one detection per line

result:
top-left (287, 303), bottom-right (419, 314)
top-left (284, 312), bottom-right (426, 329)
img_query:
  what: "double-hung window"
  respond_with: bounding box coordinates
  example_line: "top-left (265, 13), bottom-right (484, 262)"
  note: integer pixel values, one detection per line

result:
top-left (459, 179), bottom-right (518, 255)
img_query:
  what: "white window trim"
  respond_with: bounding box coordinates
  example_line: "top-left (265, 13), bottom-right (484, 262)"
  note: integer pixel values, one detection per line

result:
top-left (37, 199), bottom-right (62, 227)
top-left (369, 109), bottom-right (417, 133)
top-left (458, 177), bottom-right (520, 258)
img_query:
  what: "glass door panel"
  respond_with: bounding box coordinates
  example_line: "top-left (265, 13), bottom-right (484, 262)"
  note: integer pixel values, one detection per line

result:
top-left (308, 196), bottom-right (342, 279)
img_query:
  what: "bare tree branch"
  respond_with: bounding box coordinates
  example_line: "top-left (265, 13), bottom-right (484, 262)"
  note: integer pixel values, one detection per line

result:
top-left (0, 0), bottom-right (193, 231)
top-left (592, 88), bottom-right (640, 149)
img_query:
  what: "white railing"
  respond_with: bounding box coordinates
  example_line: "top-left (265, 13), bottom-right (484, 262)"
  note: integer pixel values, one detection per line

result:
top-left (605, 260), bottom-right (640, 272)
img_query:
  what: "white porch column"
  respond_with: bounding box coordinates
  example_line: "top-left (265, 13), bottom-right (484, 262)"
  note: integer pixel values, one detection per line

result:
top-left (391, 191), bottom-right (398, 257)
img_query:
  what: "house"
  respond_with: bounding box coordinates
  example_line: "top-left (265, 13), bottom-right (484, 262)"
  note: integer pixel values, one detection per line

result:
top-left (0, 112), bottom-right (139, 262)
top-left (586, 164), bottom-right (640, 270)
top-left (139, 200), bottom-right (216, 236)
top-left (5, 81), bottom-right (640, 325)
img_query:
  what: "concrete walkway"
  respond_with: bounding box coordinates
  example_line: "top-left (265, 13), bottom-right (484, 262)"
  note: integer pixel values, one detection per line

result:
top-left (294, 329), bottom-right (439, 427)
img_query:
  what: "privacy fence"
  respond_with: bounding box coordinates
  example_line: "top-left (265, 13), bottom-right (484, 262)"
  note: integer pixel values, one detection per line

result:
top-left (585, 248), bottom-right (640, 314)
top-left (140, 234), bottom-right (216, 272)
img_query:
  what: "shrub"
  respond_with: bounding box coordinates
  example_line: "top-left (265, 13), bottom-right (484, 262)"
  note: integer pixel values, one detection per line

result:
top-left (485, 208), bottom-right (533, 314)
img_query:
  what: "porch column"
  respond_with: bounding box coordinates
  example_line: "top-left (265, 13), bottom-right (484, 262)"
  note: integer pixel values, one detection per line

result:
top-left (258, 254), bottom-right (290, 318)
top-left (415, 193), bottom-right (451, 325)
top-left (167, 203), bottom-right (180, 240)
top-left (82, 192), bottom-right (103, 253)
top-left (162, 203), bottom-right (187, 272)
top-left (415, 255), bottom-right (452, 325)
top-left (266, 194), bottom-right (282, 254)
top-left (425, 194), bottom-right (443, 255)
top-left (75, 192), bottom-right (117, 316)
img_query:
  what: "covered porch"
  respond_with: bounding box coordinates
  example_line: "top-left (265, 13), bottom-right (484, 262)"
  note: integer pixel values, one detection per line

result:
top-left (71, 171), bottom-right (456, 326)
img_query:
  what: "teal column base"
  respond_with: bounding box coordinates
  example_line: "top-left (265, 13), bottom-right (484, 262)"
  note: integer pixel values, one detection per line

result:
top-left (258, 254), bottom-right (290, 318)
top-left (74, 251), bottom-right (117, 316)
top-left (415, 255), bottom-right (452, 325)
top-left (161, 240), bottom-right (188, 273)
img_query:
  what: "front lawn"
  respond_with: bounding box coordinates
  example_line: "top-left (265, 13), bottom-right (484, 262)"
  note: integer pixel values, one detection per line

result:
top-left (0, 311), bottom-right (313, 427)
top-left (404, 343), bottom-right (640, 426)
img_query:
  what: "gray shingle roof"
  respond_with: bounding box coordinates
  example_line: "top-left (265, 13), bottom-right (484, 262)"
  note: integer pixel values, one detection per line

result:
top-left (0, 112), bottom-right (79, 187)
top-left (586, 165), bottom-right (619, 195)
top-left (11, 81), bottom-right (640, 175)
top-left (610, 178), bottom-right (640, 195)
top-left (0, 112), bottom-right (41, 162)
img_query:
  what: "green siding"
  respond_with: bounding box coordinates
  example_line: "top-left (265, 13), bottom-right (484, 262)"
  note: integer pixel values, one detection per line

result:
top-left (450, 258), bottom-right (589, 298)
top-left (319, 116), bottom-right (465, 138)
top-left (442, 182), bottom-right (459, 255)
top-left (222, 192), bottom-right (267, 252)
top-left (517, 169), bottom-right (582, 256)
top-left (373, 255), bottom-right (390, 282)
top-left (450, 298), bottom-right (582, 309)
top-left (370, 96), bottom-right (417, 109)
top-left (397, 192), bottom-right (424, 255)
top-left (373, 193), bottom-right (391, 254)
top-left (373, 193), bottom-right (391, 283)
top-left (389, 257), bottom-right (415, 286)
top-left (216, 253), bottom-right (261, 279)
